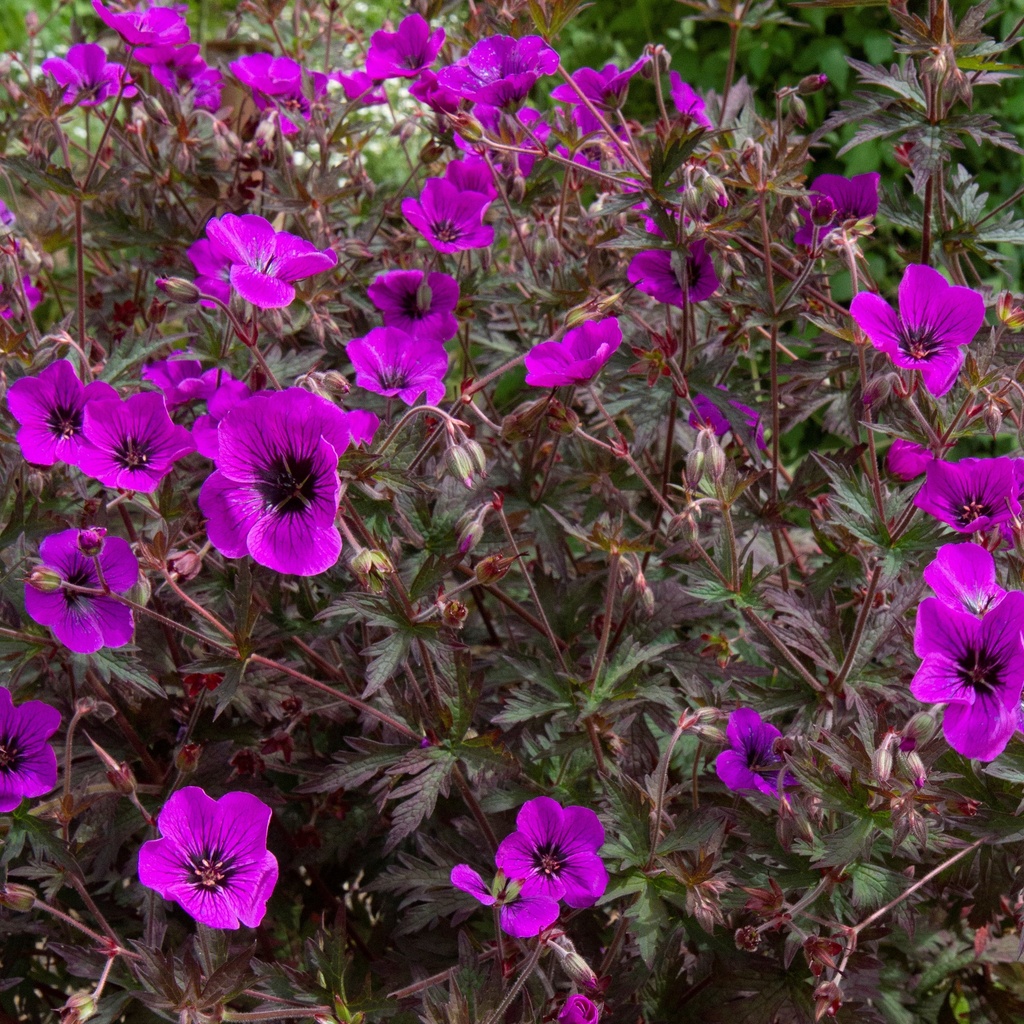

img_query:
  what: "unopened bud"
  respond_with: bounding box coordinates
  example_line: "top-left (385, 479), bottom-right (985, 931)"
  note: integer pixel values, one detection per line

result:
top-left (350, 548), bottom-right (394, 593)
top-left (798, 73), bottom-right (828, 95)
top-left (902, 750), bottom-right (927, 788)
top-left (26, 470), bottom-right (45, 498)
top-left (175, 742), bottom-right (202, 773)
top-left (126, 573), bottom-right (149, 607)
top-left (559, 951), bottom-right (599, 990)
top-left (78, 527), bottom-right (106, 556)
top-left (625, 570), bottom-right (655, 618)
top-left (106, 761), bottom-right (137, 795)
top-left (475, 553), bottom-right (516, 585)
top-left (157, 277), bottom-right (202, 304)
top-left (451, 112), bottom-right (485, 143)
top-left (788, 95), bottom-right (807, 125)
top-left (684, 449), bottom-right (705, 488)
top-left (872, 743), bottom-right (893, 784)
top-left (510, 173), bottom-right (527, 204)
top-left (142, 94), bottom-right (170, 125)
top-left (984, 402), bottom-right (1002, 437)
top-left (60, 993), bottom-right (97, 1024)
top-left (0, 882), bottom-right (36, 911)
top-left (26, 566), bottom-right (62, 593)
top-left (705, 442), bottom-right (727, 482)
top-left (546, 399), bottom-right (579, 435)
top-left (901, 711), bottom-right (938, 750)
top-left (444, 444), bottom-right (477, 489)
top-left (809, 193), bottom-right (836, 227)
top-left (861, 373), bottom-right (894, 408)
top-left (997, 291), bottom-right (1024, 330)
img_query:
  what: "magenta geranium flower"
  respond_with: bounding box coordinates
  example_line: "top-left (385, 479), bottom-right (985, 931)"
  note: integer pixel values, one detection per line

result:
top-left (332, 70), bottom-right (387, 105)
top-left (142, 355), bottom-right (216, 408)
top-left (913, 456), bottom-right (1021, 534)
top-left (6, 360), bottom-right (117, 467)
top-left (849, 265), bottom-right (985, 397)
top-left (560, 995), bottom-right (600, 1024)
top-left (203, 213), bottom-right (338, 309)
top-left (401, 178), bottom-right (493, 253)
top-left (138, 787), bottom-right (278, 929)
top-left (450, 864), bottom-right (560, 938)
top-left (689, 387), bottom-right (766, 450)
top-left (794, 172), bottom-right (880, 247)
top-left (410, 69), bottom-right (461, 114)
top-left (229, 54), bottom-right (326, 134)
top-left (346, 327), bottom-right (448, 406)
top-left (550, 58), bottom-right (650, 134)
top-left (42, 43), bottom-right (136, 107)
top-left (525, 318), bottom-right (622, 388)
top-left (887, 439), bottom-right (935, 480)
top-left (715, 708), bottom-right (793, 796)
top-left (444, 157), bottom-right (497, 200)
top-left (0, 276), bottom-right (42, 320)
top-left (0, 688), bottom-right (61, 813)
top-left (365, 14), bottom-right (444, 80)
top-left (186, 238), bottom-right (231, 307)
top-left (91, 0), bottom-right (190, 46)
top-left (192, 374), bottom-right (251, 459)
top-left (79, 392), bottom-right (196, 491)
top-left (494, 796), bottom-right (607, 908)
top-left (669, 73), bottom-right (711, 127)
top-left (0, 200), bottom-right (15, 229)
top-left (24, 529), bottom-right (138, 654)
top-left (198, 388), bottom-right (377, 576)
top-left (924, 543), bottom-right (1006, 617)
top-left (627, 243), bottom-right (719, 307)
top-left (367, 269), bottom-right (459, 343)
top-left (912, 591), bottom-right (1024, 761)
top-left (437, 34), bottom-right (559, 109)
top-left (137, 43), bottom-right (222, 111)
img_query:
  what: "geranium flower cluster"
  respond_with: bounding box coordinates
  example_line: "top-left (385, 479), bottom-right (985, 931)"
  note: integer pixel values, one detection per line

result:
top-left (451, 797), bottom-right (607, 937)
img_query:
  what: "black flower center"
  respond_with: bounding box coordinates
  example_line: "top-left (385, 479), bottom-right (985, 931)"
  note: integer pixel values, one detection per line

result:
top-left (898, 324), bottom-right (940, 362)
top-left (62, 563), bottom-right (96, 608)
top-left (46, 402), bottom-right (82, 440)
top-left (533, 843), bottom-right (563, 877)
top-left (955, 644), bottom-right (1003, 696)
top-left (745, 738), bottom-right (779, 774)
top-left (257, 454), bottom-right (318, 515)
top-left (377, 368), bottom-right (409, 389)
top-left (956, 496), bottom-right (990, 527)
top-left (431, 220), bottom-right (461, 244)
top-left (189, 852), bottom-right (233, 891)
top-left (0, 740), bottom-right (17, 771)
top-left (113, 436), bottom-right (151, 470)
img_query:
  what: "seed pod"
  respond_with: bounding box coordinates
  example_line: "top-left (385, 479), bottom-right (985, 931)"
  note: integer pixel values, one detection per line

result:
top-left (175, 743), bottom-right (202, 773)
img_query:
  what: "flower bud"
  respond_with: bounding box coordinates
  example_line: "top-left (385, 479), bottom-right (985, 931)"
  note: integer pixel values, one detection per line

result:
top-left (142, 94), bottom-right (170, 125)
top-left (901, 711), bottom-right (938, 749)
top-left (872, 742), bottom-right (893, 785)
top-left (27, 565), bottom-right (62, 593)
top-left (903, 751), bottom-right (927, 789)
top-left (61, 993), bottom-right (98, 1024)
top-left (0, 882), bottom-right (36, 911)
top-left (156, 277), bottom-right (202, 304)
top-left (175, 742), bottom-right (202, 774)
top-left (475, 553), bottom-right (516, 585)
top-left (442, 600), bottom-right (469, 629)
top-left (106, 760), bottom-right (137, 795)
top-left (510, 173), bottom-right (527, 204)
top-left (77, 527), bottom-right (106, 557)
top-left (126, 573), bottom-right (150, 607)
top-left (547, 399), bottom-right (580, 435)
top-left (798, 73), bottom-right (828, 95)
top-left (684, 449), bottom-right (705, 489)
top-left (997, 291), bottom-right (1024, 330)
top-left (788, 95), bottom-right (807, 125)
top-left (444, 444), bottom-right (478, 489)
top-left (984, 401), bottom-right (1002, 438)
top-left (350, 548), bottom-right (394, 593)
top-left (808, 193), bottom-right (836, 227)
top-left (705, 441), bottom-right (727, 483)
top-left (451, 112), bottom-right (485, 142)
top-left (558, 950), bottom-right (599, 990)
top-left (624, 570), bottom-right (655, 618)
top-left (26, 470), bottom-right (45, 499)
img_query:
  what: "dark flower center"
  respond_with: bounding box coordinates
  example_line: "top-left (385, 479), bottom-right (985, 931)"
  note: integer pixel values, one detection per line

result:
top-left (62, 562), bottom-right (96, 608)
top-left (431, 220), bottom-right (461, 244)
top-left (0, 739), bottom-right (17, 771)
top-left (533, 843), bottom-right (563, 877)
top-left (113, 436), bottom-right (151, 470)
top-left (745, 738), bottom-right (780, 775)
top-left (955, 644), bottom-right (1003, 696)
top-left (956, 496), bottom-right (990, 527)
top-left (189, 851), bottom-right (234, 891)
top-left (257, 454), bottom-right (319, 515)
top-left (898, 324), bottom-right (940, 362)
top-left (377, 368), bottom-right (409, 389)
top-left (46, 402), bottom-right (82, 440)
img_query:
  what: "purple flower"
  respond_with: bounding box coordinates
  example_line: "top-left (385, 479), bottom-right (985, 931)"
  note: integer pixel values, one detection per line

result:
top-left (0, 276), bottom-right (42, 320)
top-left (186, 238), bottom-right (231, 307)
top-left (332, 70), bottom-right (387, 105)
top-left (0, 200), bottom-right (15, 229)
top-left (924, 543), bottom-right (1006, 617)
top-left (689, 387), bottom-right (766, 450)
top-left (229, 54), bottom-right (326, 134)
top-left (525, 318), bottom-right (622, 388)
top-left (437, 35), bottom-right (559, 110)
top-left (91, 0), bottom-right (190, 47)
top-left (365, 14), bottom-right (444, 80)
top-left (138, 787), bottom-right (278, 929)
top-left (716, 708), bottom-right (792, 796)
top-left (0, 688), bottom-right (60, 813)
top-left (79, 392), bottom-right (196, 491)
top-left (198, 388), bottom-right (377, 576)
top-left (6, 360), bottom-right (117, 467)
top-left (401, 178), bottom-right (493, 253)
top-left (560, 995), bottom-right (600, 1024)
top-left (347, 327), bottom-right (448, 406)
top-left (494, 796), bottom-right (607, 908)
top-left (669, 73), bottom-right (711, 127)
top-left (627, 243), bottom-right (718, 308)
top-left (367, 269), bottom-right (459, 343)
top-left (912, 591), bottom-right (1024, 760)
top-left (203, 213), bottom-right (337, 309)
top-left (794, 173), bottom-right (880, 247)
top-left (550, 58), bottom-right (650, 133)
top-left (42, 43), bottom-right (136, 107)
top-left (444, 157), bottom-right (498, 200)
top-left (887, 439), bottom-right (935, 481)
top-left (410, 69), bottom-right (461, 114)
top-left (849, 265), bottom-right (985, 397)
top-left (450, 865), bottom-right (560, 938)
top-left (24, 529), bottom-right (138, 654)
top-left (142, 355), bottom-right (215, 408)
top-left (192, 375), bottom-right (251, 459)
top-left (137, 43), bottom-right (222, 111)
top-left (913, 456), bottom-right (1021, 534)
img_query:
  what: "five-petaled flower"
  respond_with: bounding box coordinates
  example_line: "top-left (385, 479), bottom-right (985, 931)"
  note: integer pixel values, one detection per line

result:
top-left (42, 43), bottom-right (136, 107)
top-left (229, 53), bottom-right (327, 134)
top-left (559, 995), bottom-right (601, 1024)
top-left (716, 708), bottom-right (793, 796)
top-left (887, 438), bottom-right (935, 481)
top-left (198, 388), bottom-right (378, 576)
top-left (923, 543), bottom-right (1006, 618)
top-left (0, 687), bottom-right (61, 814)
top-left (201, 213), bottom-right (338, 309)
top-left (136, 43), bottom-right (222, 111)
top-left (24, 529), bottom-right (138, 654)
top-left (79, 392), bottom-right (196, 491)
top-left (437, 34), bottom-right (559, 110)
top-left (450, 865), bottom-right (560, 938)
top-left (849, 264), bottom-right (985, 397)
top-left (347, 327), bottom-right (449, 406)
top-left (913, 456), bottom-right (1022, 534)
top-left (367, 269), bottom-right (460, 343)
top-left (91, 0), bottom-right (190, 47)
top-left (794, 172), bottom-right (880, 247)
top-left (138, 786), bottom-right (279, 929)
top-left (401, 178), bottom-right (494, 253)
top-left (7, 359), bottom-right (117, 467)
top-left (912, 590), bottom-right (1024, 760)
top-left (689, 387), bottom-right (766, 450)
top-left (525, 318), bottom-right (622, 388)
top-left (550, 58), bottom-right (651, 134)
top-left (669, 73), bottom-right (711, 127)
top-left (365, 14), bottom-right (445, 80)
top-left (627, 243), bottom-right (719, 308)
top-left (494, 796), bottom-right (607, 908)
